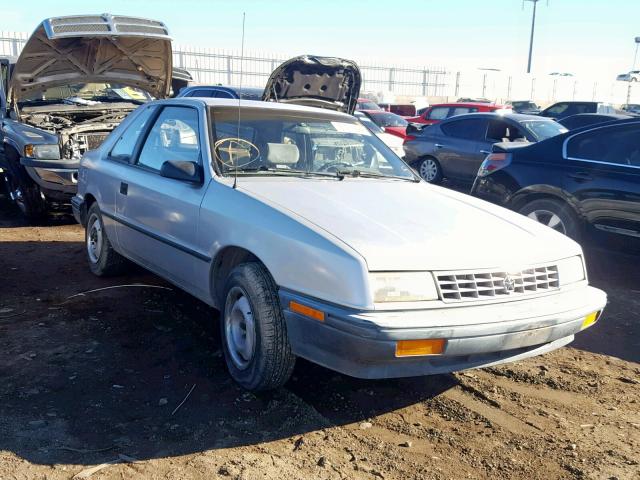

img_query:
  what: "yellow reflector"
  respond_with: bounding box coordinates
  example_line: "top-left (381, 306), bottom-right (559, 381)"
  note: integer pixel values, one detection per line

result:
top-left (290, 301), bottom-right (325, 322)
top-left (24, 144), bottom-right (34, 157)
top-left (581, 311), bottom-right (599, 330)
top-left (396, 339), bottom-right (446, 357)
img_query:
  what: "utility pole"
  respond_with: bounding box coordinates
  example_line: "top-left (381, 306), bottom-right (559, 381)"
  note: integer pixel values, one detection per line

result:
top-left (524, 0), bottom-right (546, 74)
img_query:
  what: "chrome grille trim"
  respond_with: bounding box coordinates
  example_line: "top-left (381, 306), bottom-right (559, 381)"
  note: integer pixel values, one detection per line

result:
top-left (435, 264), bottom-right (559, 303)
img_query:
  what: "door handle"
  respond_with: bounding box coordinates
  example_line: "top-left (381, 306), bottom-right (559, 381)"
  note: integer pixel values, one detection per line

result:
top-left (568, 172), bottom-right (592, 182)
top-left (480, 150), bottom-right (491, 154)
top-left (434, 143), bottom-right (445, 149)
top-left (120, 182), bottom-right (128, 195)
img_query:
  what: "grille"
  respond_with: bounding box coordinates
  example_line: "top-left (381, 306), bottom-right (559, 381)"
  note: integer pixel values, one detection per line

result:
top-left (115, 24), bottom-right (169, 35)
top-left (113, 16), bottom-right (165, 27)
top-left (51, 16), bottom-right (104, 25)
top-left (436, 264), bottom-right (559, 303)
top-left (83, 133), bottom-right (109, 151)
top-left (53, 24), bottom-right (110, 34)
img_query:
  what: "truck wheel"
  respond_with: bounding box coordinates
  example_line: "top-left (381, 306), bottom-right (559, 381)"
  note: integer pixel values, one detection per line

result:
top-left (418, 156), bottom-right (443, 184)
top-left (519, 198), bottom-right (581, 241)
top-left (85, 203), bottom-right (128, 276)
top-left (221, 262), bottom-right (296, 391)
top-left (3, 167), bottom-right (48, 220)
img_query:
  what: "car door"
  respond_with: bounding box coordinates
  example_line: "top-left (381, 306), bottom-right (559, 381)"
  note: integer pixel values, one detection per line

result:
top-left (421, 106), bottom-right (450, 125)
top-left (437, 117), bottom-right (489, 182)
top-left (563, 122), bottom-right (640, 251)
top-left (117, 104), bottom-right (211, 293)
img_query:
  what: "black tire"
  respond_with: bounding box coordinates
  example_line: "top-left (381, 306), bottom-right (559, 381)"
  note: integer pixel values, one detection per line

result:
top-left (220, 262), bottom-right (295, 391)
top-left (85, 203), bottom-right (128, 276)
top-left (518, 198), bottom-right (581, 241)
top-left (417, 156), bottom-right (443, 184)
top-left (3, 151), bottom-right (48, 220)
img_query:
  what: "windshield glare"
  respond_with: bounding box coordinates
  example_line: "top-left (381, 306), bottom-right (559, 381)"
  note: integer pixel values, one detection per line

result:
top-left (211, 107), bottom-right (416, 180)
top-left (19, 83), bottom-right (154, 104)
top-left (369, 112), bottom-right (408, 128)
top-left (521, 120), bottom-right (568, 140)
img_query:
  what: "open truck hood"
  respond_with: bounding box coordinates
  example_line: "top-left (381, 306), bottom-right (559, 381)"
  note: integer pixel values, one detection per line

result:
top-left (262, 55), bottom-right (361, 114)
top-left (9, 14), bottom-right (172, 103)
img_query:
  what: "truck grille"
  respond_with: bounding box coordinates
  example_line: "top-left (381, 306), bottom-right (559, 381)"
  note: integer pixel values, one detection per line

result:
top-left (435, 264), bottom-right (559, 303)
top-left (83, 133), bottom-right (109, 151)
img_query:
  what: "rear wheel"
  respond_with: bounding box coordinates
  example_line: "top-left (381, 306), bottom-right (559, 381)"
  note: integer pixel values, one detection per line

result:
top-left (417, 156), bottom-right (443, 184)
top-left (519, 198), bottom-right (581, 241)
top-left (221, 262), bottom-right (295, 391)
top-left (85, 203), bottom-right (128, 276)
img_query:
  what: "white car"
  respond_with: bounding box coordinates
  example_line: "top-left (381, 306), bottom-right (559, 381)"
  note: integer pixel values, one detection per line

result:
top-left (617, 71), bottom-right (640, 82)
top-left (355, 111), bottom-right (405, 157)
top-left (73, 56), bottom-right (607, 391)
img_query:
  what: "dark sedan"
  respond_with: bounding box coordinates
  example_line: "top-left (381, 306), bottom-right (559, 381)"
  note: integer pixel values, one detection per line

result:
top-left (177, 85), bottom-right (264, 100)
top-left (403, 113), bottom-right (567, 184)
top-left (559, 113), bottom-right (632, 130)
top-left (472, 119), bottom-right (640, 253)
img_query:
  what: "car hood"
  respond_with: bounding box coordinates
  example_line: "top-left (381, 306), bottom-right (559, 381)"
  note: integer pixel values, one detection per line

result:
top-left (9, 14), bottom-right (172, 103)
top-left (262, 55), bottom-right (361, 114)
top-left (237, 179), bottom-right (581, 271)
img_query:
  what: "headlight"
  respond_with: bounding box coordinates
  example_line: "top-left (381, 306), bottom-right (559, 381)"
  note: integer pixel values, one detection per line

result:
top-left (24, 144), bottom-right (61, 160)
top-left (369, 272), bottom-right (439, 302)
top-left (557, 256), bottom-right (586, 285)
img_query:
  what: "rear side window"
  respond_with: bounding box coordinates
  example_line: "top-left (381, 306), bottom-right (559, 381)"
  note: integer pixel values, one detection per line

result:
top-left (486, 120), bottom-right (526, 142)
top-left (441, 118), bottom-right (488, 140)
top-left (137, 106), bottom-right (201, 172)
top-left (109, 106), bottom-right (156, 161)
top-left (545, 103), bottom-right (568, 116)
top-left (450, 107), bottom-right (478, 117)
top-left (188, 89), bottom-right (214, 97)
top-left (427, 107), bottom-right (449, 120)
top-left (213, 90), bottom-right (235, 99)
top-left (566, 124), bottom-right (640, 166)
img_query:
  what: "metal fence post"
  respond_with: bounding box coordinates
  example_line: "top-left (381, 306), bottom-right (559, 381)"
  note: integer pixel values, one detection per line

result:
top-left (227, 55), bottom-right (232, 85)
top-left (482, 73), bottom-right (487, 97)
top-left (388, 68), bottom-right (395, 92)
top-left (454, 71), bottom-right (460, 98)
top-left (507, 76), bottom-right (512, 100)
top-left (530, 77), bottom-right (536, 101)
top-left (422, 69), bottom-right (427, 96)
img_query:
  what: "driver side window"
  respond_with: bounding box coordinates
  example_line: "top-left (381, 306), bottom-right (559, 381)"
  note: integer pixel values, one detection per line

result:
top-left (137, 106), bottom-right (200, 172)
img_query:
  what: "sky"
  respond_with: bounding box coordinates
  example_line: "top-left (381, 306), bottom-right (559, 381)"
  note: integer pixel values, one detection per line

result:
top-left (2, 0), bottom-right (638, 79)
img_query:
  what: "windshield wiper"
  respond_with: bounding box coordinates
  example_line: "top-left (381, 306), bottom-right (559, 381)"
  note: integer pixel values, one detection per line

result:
top-left (335, 168), bottom-right (419, 182)
top-left (226, 166), bottom-right (341, 179)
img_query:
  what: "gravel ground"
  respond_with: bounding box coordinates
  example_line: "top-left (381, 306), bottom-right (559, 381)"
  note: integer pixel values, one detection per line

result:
top-left (0, 196), bottom-right (638, 480)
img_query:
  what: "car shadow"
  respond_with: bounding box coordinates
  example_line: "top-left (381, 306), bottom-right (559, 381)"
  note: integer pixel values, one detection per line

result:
top-left (0, 238), bottom-right (457, 466)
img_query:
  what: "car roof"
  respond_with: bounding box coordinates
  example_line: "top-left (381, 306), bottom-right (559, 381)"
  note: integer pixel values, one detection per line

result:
top-left (429, 102), bottom-right (504, 108)
top-left (439, 112), bottom-right (549, 122)
top-left (563, 113), bottom-right (630, 119)
top-left (160, 97), bottom-right (355, 118)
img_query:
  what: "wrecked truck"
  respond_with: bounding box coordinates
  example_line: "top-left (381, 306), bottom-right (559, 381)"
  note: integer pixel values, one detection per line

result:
top-left (0, 14), bottom-right (173, 219)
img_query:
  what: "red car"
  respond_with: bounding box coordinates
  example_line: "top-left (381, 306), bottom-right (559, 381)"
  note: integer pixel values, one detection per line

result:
top-left (407, 102), bottom-right (511, 125)
top-left (356, 98), bottom-right (382, 111)
top-left (361, 110), bottom-right (409, 139)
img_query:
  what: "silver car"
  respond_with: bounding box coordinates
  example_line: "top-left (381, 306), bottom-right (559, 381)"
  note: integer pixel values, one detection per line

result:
top-left (73, 93), bottom-right (606, 392)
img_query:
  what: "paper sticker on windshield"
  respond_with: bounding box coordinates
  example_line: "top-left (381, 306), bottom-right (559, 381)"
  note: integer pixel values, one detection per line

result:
top-left (331, 122), bottom-right (371, 136)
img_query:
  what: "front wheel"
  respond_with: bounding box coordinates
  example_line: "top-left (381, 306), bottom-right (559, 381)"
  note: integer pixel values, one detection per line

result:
top-left (85, 203), bottom-right (128, 276)
top-left (518, 198), bottom-right (581, 241)
top-left (417, 157), bottom-right (443, 184)
top-left (221, 262), bottom-right (296, 391)
top-left (3, 170), bottom-right (48, 220)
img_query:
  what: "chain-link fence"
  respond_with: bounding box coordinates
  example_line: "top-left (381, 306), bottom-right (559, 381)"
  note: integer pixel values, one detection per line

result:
top-left (2, 30), bottom-right (638, 105)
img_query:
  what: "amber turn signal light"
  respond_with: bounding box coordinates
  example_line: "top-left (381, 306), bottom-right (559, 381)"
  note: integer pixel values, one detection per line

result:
top-left (581, 311), bottom-right (600, 330)
top-left (396, 339), bottom-right (446, 357)
top-left (289, 301), bottom-right (325, 322)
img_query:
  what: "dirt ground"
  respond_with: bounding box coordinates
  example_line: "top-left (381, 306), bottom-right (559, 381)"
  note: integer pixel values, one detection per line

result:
top-left (0, 196), bottom-right (638, 480)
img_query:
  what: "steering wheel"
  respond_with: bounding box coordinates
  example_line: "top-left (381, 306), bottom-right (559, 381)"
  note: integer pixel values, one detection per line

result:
top-left (318, 161), bottom-right (353, 173)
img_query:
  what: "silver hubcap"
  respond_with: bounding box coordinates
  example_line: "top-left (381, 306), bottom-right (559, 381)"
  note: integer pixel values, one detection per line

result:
top-left (224, 287), bottom-right (256, 370)
top-left (419, 159), bottom-right (438, 182)
top-left (86, 213), bottom-right (103, 264)
top-left (527, 209), bottom-right (567, 234)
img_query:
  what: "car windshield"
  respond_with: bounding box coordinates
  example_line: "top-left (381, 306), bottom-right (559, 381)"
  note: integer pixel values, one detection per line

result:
top-left (355, 114), bottom-right (385, 134)
top-left (512, 101), bottom-right (538, 109)
top-left (368, 112), bottom-right (408, 128)
top-left (19, 83), bottom-right (154, 105)
top-left (211, 107), bottom-right (416, 180)
top-left (357, 100), bottom-right (382, 110)
top-left (520, 120), bottom-right (568, 141)
top-left (239, 88), bottom-right (264, 100)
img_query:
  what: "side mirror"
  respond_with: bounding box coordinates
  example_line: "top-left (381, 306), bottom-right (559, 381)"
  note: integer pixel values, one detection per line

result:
top-left (160, 160), bottom-right (203, 183)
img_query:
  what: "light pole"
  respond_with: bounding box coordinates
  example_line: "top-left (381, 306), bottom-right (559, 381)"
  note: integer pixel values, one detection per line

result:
top-left (626, 37), bottom-right (640, 106)
top-left (525, 0), bottom-right (540, 74)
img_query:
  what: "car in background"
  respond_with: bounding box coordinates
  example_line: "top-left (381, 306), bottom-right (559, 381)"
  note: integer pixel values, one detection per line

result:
top-left (616, 71), bottom-right (640, 82)
top-left (559, 113), bottom-right (632, 130)
top-left (354, 111), bottom-right (404, 157)
top-left (507, 100), bottom-right (541, 115)
top-left (170, 67), bottom-right (193, 97)
top-left (549, 72), bottom-right (574, 77)
top-left (538, 101), bottom-right (616, 120)
top-left (378, 103), bottom-right (416, 117)
top-left (403, 113), bottom-right (567, 184)
top-left (622, 103), bottom-right (640, 115)
top-left (360, 110), bottom-right (409, 139)
top-left (472, 119), bottom-right (640, 253)
top-left (177, 85), bottom-right (264, 100)
top-left (356, 98), bottom-right (382, 110)
top-left (406, 102), bottom-right (511, 125)
top-left (0, 14), bottom-right (172, 219)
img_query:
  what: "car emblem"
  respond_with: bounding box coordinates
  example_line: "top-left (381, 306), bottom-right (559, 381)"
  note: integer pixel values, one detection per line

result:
top-left (503, 274), bottom-right (516, 293)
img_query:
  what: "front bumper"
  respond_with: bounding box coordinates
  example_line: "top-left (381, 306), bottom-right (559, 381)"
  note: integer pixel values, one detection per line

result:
top-left (21, 157), bottom-right (79, 197)
top-left (280, 285), bottom-right (606, 379)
